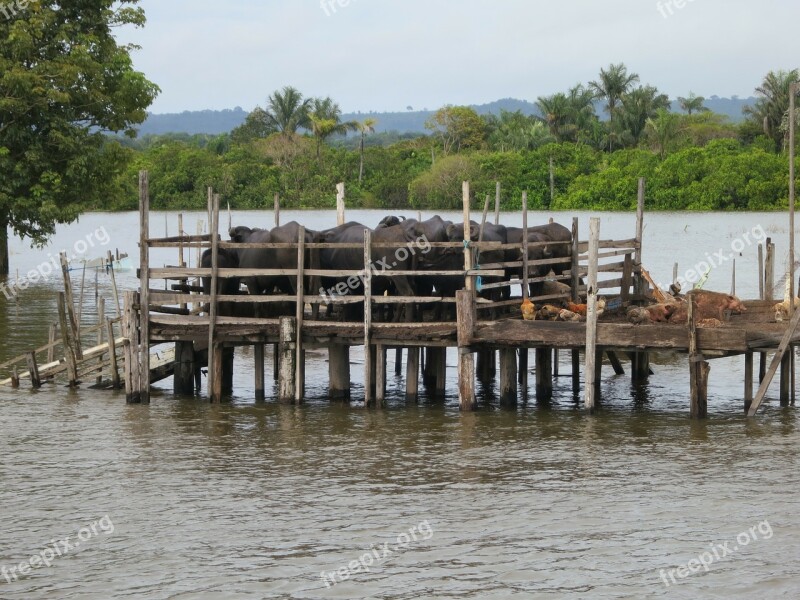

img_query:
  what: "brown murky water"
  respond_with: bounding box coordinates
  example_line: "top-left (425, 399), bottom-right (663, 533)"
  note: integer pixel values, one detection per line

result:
top-left (1, 211), bottom-right (799, 599)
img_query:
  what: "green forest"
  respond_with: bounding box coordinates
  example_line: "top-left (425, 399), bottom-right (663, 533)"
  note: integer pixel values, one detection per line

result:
top-left (105, 64), bottom-right (800, 213)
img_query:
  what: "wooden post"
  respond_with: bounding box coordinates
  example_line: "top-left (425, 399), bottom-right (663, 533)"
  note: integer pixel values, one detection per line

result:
top-left (744, 351), bottom-right (754, 413)
top-left (77, 262), bottom-right (86, 333)
top-left (106, 250), bottom-right (121, 319)
top-left (174, 341), bottom-right (195, 395)
top-left (435, 348), bottom-right (446, 398)
top-left (519, 348), bottom-right (528, 385)
top-left (405, 346), bottom-right (419, 402)
top-left (376, 344), bottom-right (386, 407)
top-left (278, 317), bottom-right (296, 403)
top-left (499, 348), bottom-right (517, 406)
top-left (59, 252), bottom-right (83, 359)
top-left (26, 352), bottom-right (41, 389)
top-left (584, 217), bottom-right (600, 411)
top-left (106, 318), bottom-right (120, 389)
top-left (122, 291), bottom-right (137, 401)
top-left (535, 347), bottom-right (553, 402)
top-left (463, 181), bottom-right (473, 292)
top-left (731, 259), bottom-right (736, 296)
top-left (138, 171), bottom-right (150, 403)
top-left (328, 345), bottom-right (351, 400)
top-left (336, 182), bottom-right (346, 226)
top-left (749, 304), bottom-right (800, 415)
top-left (572, 349), bottom-right (580, 394)
top-left (571, 218), bottom-right (580, 302)
top-left (479, 194), bottom-right (490, 242)
top-left (758, 244), bottom-right (764, 299)
top-left (456, 289), bottom-right (476, 410)
top-left (274, 192), bottom-right (280, 227)
top-left (780, 351), bottom-right (791, 406)
top-left (477, 350), bottom-right (495, 384)
top-left (765, 238), bottom-right (775, 302)
top-left (207, 192), bottom-right (221, 403)
top-left (634, 178), bottom-right (646, 297)
top-left (689, 298), bottom-right (709, 418)
top-left (96, 296), bottom-right (105, 384)
top-left (494, 181), bottom-right (501, 225)
top-left (58, 292), bottom-right (78, 388)
top-left (790, 81), bottom-right (796, 315)
top-left (254, 344), bottom-right (265, 402)
top-left (46, 322), bottom-right (56, 381)
top-left (621, 254), bottom-right (633, 303)
top-left (363, 228), bottom-right (373, 406)
top-left (295, 226), bottom-right (306, 404)
top-left (11, 366), bottom-right (18, 388)
top-left (395, 348), bottom-right (403, 376)
top-left (522, 191), bottom-right (529, 301)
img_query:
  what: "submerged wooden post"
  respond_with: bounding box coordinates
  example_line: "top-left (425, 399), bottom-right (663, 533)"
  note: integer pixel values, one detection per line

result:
top-left (780, 351), bottom-right (791, 406)
top-left (744, 351), bottom-right (754, 413)
top-left (535, 347), bottom-right (553, 402)
top-left (328, 345), bottom-right (351, 400)
top-left (26, 352), bottom-right (41, 389)
top-left (395, 348), bottom-right (403, 376)
top-left (336, 182), bottom-right (346, 226)
top-left (174, 341), bottom-right (195, 395)
top-left (571, 349), bottom-right (580, 394)
top-left (584, 217), bottom-right (600, 411)
top-left (477, 350), bottom-right (495, 384)
top-left (122, 291), bottom-right (138, 401)
top-left (689, 298), bottom-right (709, 418)
top-left (58, 292), bottom-right (78, 388)
top-left (375, 344), bottom-right (386, 407)
top-left (405, 346), bottom-right (419, 402)
top-left (254, 344), bottom-right (265, 402)
top-left (278, 317), bottom-right (297, 403)
top-left (499, 348), bottom-right (517, 406)
top-left (59, 252), bottom-right (83, 360)
top-left (456, 289), bottom-right (476, 410)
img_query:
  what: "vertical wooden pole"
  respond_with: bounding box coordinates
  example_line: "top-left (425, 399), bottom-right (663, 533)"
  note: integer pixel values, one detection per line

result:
top-left (394, 348), bottom-right (403, 376)
top-left (59, 252), bottom-right (83, 359)
top-left (107, 318), bottom-right (120, 389)
top-left (122, 291), bottom-right (137, 401)
top-left (375, 343), bottom-right (386, 407)
top-left (585, 218), bottom-right (600, 411)
top-left (174, 341), bottom-right (195, 395)
top-left (254, 344), bottom-right (265, 402)
top-left (58, 295), bottom-right (78, 388)
top-left (328, 345), bottom-right (351, 400)
top-left (479, 194), bottom-right (490, 242)
top-left (535, 347), bottom-right (553, 402)
top-left (295, 226), bottom-right (306, 404)
top-left (499, 348), bottom-right (517, 406)
top-left (758, 244), bottom-right (764, 299)
top-left (405, 346), bottom-right (420, 402)
top-left (274, 192), bottom-right (280, 227)
top-left (494, 181), bottom-right (501, 225)
top-left (207, 192), bottom-right (221, 402)
top-left (780, 351), bottom-right (791, 406)
top-left (138, 171), bottom-right (150, 403)
top-left (744, 351), bottom-right (754, 413)
top-left (463, 181), bottom-right (474, 292)
top-left (434, 348), bottom-right (446, 397)
top-left (571, 218), bottom-right (580, 302)
top-left (790, 81), bottom-right (796, 314)
top-left (572, 349), bottom-right (580, 394)
top-left (363, 228), bottom-right (373, 406)
top-left (96, 296), bottom-right (105, 384)
top-left (765, 238), bottom-right (775, 302)
top-left (278, 317), bottom-right (296, 403)
top-left (106, 250), bottom-right (121, 319)
top-left (634, 177), bottom-right (646, 297)
top-left (26, 352), bottom-right (41, 389)
top-left (731, 259), bottom-right (736, 296)
top-left (522, 191), bottom-right (529, 301)
top-left (689, 298), bottom-right (709, 418)
top-left (336, 182), bottom-right (346, 226)
top-left (456, 289), bottom-right (476, 410)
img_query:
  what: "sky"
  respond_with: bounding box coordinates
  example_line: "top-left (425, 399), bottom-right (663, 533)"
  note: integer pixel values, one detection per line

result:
top-left (118, 0), bottom-right (800, 115)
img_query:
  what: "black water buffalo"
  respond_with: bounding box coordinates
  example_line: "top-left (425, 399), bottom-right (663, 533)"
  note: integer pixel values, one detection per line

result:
top-left (525, 222), bottom-right (573, 277)
top-left (505, 227), bottom-right (551, 298)
top-left (201, 247), bottom-right (242, 317)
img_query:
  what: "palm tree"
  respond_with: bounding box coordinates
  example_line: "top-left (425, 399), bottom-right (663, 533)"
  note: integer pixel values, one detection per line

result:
top-left (677, 92), bottom-right (708, 115)
top-left (264, 86), bottom-right (311, 137)
top-left (589, 63), bottom-right (640, 150)
top-left (743, 69), bottom-right (800, 151)
top-left (356, 118), bottom-right (377, 183)
top-left (566, 84), bottom-right (598, 143)
top-left (308, 97), bottom-right (357, 162)
top-left (646, 108), bottom-right (682, 159)
top-left (620, 85), bottom-right (671, 145)
top-left (536, 93), bottom-right (571, 141)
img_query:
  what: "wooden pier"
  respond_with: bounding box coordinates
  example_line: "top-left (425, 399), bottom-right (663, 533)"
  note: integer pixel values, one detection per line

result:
top-left (115, 172), bottom-right (799, 417)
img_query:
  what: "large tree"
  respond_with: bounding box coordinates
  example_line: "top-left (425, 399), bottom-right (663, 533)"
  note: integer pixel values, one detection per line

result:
top-left (589, 63), bottom-right (640, 151)
top-left (425, 106), bottom-right (486, 155)
top-left (677, 92), bottom-right (709, 115)
top-left (743, 69), bottom-right (800, 151)
top-left (264, 86), bottom-right (311, 137)
top-left (308, 97), bottom-right (356, 162)
top-left (0, 0), bottom-right (159, 274)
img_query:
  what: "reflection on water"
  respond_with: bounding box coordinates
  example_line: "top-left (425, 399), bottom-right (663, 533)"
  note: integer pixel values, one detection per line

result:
top-left (1, 211), bottom-right (799, 598)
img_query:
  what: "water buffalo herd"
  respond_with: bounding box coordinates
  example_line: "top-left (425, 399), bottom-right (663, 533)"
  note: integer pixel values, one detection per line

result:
top-left (202, 215), bottom-right (574, 321)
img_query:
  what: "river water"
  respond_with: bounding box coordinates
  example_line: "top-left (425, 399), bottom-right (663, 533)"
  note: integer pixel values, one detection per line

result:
top-left (1, 210), bottom-right (798, 599)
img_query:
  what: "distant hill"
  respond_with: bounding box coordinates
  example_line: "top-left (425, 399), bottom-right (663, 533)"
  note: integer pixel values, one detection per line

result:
top-left (135, 96), bottom-right (755, 136)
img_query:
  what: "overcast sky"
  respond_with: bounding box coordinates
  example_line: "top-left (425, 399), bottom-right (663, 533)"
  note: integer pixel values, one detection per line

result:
top-left (119, 0), bottom-right (800, 114)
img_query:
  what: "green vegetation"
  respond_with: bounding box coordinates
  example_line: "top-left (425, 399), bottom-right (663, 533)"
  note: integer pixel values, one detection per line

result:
top-left (104, 65), bottom-right (798, 216)
top-left (0, 0), bottom-right (159, 274)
